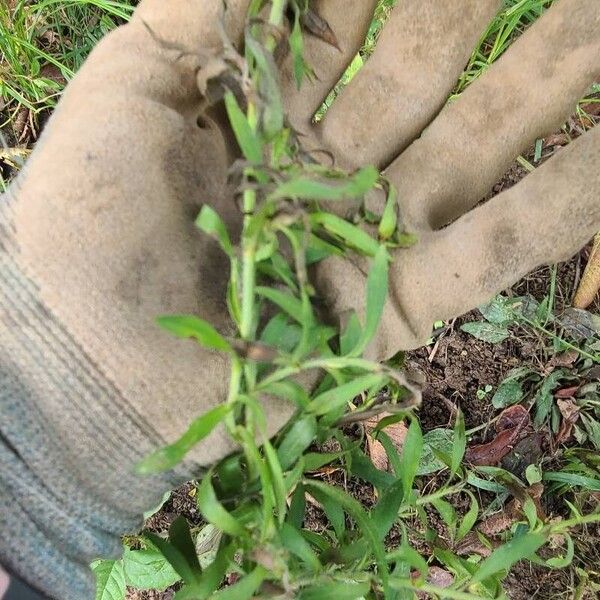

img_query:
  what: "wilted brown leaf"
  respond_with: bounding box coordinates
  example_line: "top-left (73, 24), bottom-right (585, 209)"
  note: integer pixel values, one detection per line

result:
top-left (543, 133), bottom-right (570, 147)
top-left (455, 532), bottom-right (493, 557)
top-left (412, 566), bottom-right (454, 598)
top-left (477, 483), bottom-right (544, 537)
top-left (580, 102), bottom-right (600, 117)
top-left (465, 405), bottom-right (530, 466)
top-left (301, 9), bottom-right (341, 50)
top-left (554, 385), bottom-right (579, 399)
top-left (556, 398), bottom-right (580, 444)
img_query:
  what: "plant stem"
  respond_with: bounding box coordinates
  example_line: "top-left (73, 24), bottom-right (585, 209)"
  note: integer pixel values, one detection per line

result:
top-left (549, 512), bottom-right (600, 531)
top-left (240, 187), bottom-right (257, 341)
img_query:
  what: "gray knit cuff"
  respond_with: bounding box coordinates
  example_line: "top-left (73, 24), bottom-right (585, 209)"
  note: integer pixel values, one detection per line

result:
top-left (0, 191), bottom-right (190, 599)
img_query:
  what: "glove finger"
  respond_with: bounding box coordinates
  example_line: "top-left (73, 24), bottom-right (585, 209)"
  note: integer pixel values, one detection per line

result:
top-left (312, 0), bottom-right (499, 170)
top-left (385, 0), bottom-right (600, 232)
top-left (400, 122), bottom-right (600, 330)
top-left (314, 123), bottom-right (600, 360)
top-left (134, 0), bottom-right (250, 50)
top-left (281, 0), bottom-right (378, 132)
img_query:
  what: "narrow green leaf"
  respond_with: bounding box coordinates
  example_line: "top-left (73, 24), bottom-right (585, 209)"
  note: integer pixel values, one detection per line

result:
top-left (543, 471), bottom-right (600, 491)
top-left (371, 479), bottom-right (404, 539)
top-left (277, 415), bottom-right (317, 469)
top-left (309, 486), bottom-right (346, 539)
top-left (340, 312), bottom-right (363, 356)
top-left (298, 581), bottom-right (371, 600)
top-left (260, 312), bottom-right (302, 353)
top-left (308, 372), bottom-right (386, 416)
top-left (136, 405), bottom-right (230, 474)
top-left (157, 315), bottom-right (231, 352)
top-left (349, 448), bottom-right (396, 492)
top-left (271, 166), bottom-right (378, 202)
top-left (92, 559), bottom-right (126, 600)
top-left (456, 492), bottom-right (479, 542)
top-left (280, 522), bottom-right (322, 572)
top-left (263, 439), bottom-right (288, 524)
top-left (387, 543), bottom-right (428, 578)
top-left (289, 7), bottom-right (306, 88)
top-left (195, 205), bottom-right (234, 257)
top-left (262, 380), bottom-right (310, 409)
top-left (451, 410), bottom-right (466, 475)
top-left (303, 451), bottom-right (345, 471)
top-left (169, 517), bottom-right (201, 577)
top-left (305, 232), bottom-right (344, 263)
top-left (400, 419), bottom-right (423, 501)
top-left (256, 286), bottom-right (304, 323)
top-left (377, 430), bottom-right (403, 477)
top-left (245, 35), bottom-right (283, 138)
top-left (186, 543), bottom-right (235, 600)
top-left (534, 370), bottom-right (567, 427)
top-left (471, 532), bottom-right (546, 583)
top-left (352, 244), bottom-right (389, 356)
top-left (310, 212), bottom-right (381, 256)
top-left (287, 483), bottom-right (306, 529)
top-left (197, 470), bottom-right (246, 537)
top-left (212, 566), bottom-right (267, 600)
top-left (223, 90), bottom-right (263, 164)
top-left (545, 532), bottom-right (574, 568)
top-left (432, 498), bottom-right (457, 535)
top-left (378, 183), bottom-right (398, 240)
top-left (306, 480), bottom-right (389, 591)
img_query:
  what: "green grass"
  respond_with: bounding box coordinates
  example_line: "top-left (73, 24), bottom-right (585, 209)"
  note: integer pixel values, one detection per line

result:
top-left (453, 0), bottom-right (554, 95)
top-left (0, 0), bottom-right (135, 119)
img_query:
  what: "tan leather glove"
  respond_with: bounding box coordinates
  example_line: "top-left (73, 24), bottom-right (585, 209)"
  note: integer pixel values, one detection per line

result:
top-left (1, 1), bottom-right (599, 598)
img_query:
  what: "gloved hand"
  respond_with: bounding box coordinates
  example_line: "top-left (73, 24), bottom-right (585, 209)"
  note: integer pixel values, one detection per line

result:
top-left (1, 1), bottom-right (599, 598)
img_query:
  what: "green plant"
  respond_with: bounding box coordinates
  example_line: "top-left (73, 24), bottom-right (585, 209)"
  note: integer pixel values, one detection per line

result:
top-left (0, 0), bottom-right (135, 117)
top-left (90, 3), bottom-right (600, 599)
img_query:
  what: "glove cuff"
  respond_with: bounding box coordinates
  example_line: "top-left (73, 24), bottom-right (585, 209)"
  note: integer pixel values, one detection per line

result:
top-left (0, 192), bottom-right (189, 599)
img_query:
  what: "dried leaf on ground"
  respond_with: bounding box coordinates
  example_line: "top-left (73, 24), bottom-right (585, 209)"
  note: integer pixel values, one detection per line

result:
top-left (465, 405), bottom-right (530, 466)
top-left (580, 102), bottom-right (600, 117)
top-left (555, 385), bottom-right (580, 399)
top-left (454, 532), bottom-right (493, 558)
top-left (412, 566), bottom-right (454, 597)
top-left (556, 398), bottom-right (581, 444)
top-left (573, 233), bottom-right (600, 309)
top-left (543, 132), bottom-right (570, 147)
top-left (477, 483), bottom-right (544, 537)
top-left (559, 307), bottom-right (600, 340)
top-left (365, 414), bottom-right (408, 472)
top-left (548, 350), bottom-right (579, 368)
